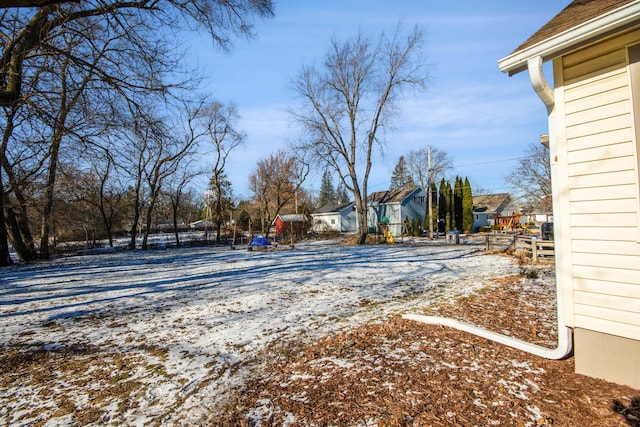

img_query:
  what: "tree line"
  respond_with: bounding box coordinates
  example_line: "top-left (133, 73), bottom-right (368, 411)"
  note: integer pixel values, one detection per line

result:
top-left (0, 1), bottom-right (552, 266)
top-left (0, 1), bottom-right (274, 265)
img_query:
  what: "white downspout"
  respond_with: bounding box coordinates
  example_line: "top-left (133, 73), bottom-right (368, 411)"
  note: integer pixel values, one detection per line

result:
top-left (403, 55), bottom-right (573, 360)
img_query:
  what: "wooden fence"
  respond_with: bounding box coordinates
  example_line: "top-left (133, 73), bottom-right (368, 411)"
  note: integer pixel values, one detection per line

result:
top-left (482, 234), bottom-right (555, 262)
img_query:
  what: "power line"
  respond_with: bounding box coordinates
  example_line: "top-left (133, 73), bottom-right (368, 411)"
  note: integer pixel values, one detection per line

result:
top-left (453, 157), bottom-right (523, 168)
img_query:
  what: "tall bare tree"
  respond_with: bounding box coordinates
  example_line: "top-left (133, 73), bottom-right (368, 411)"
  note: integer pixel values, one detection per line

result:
top-left (69, 152), bottom-right (125, 248)
top-left (506, 141), bottom-right (552, 212)
top-left (406, 146), bottom-right (452, 191)
top-left (291, 25), bottom-right (428, 244)
top-left (0, 0), bottom-right (274, 105)
top-left (118, 100), bottom-right (205, 250)
top-left (406, 146), bottom-right (452, 233)
top-left (165, 163), bottom-right (201, 247)
top-left (202, 101), bottom-right (245, 243)
top-left (248, 150), bottom-right (309, 238)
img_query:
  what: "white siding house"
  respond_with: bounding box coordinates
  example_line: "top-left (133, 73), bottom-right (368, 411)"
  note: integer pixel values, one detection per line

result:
top-left (310, 202), bottom-right (357, 233)
top-left (499, 0), bottom-right (640, 388)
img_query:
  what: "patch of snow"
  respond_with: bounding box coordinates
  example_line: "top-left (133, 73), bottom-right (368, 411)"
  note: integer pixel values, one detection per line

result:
top-left (0, 241), bottom-right (523, 424)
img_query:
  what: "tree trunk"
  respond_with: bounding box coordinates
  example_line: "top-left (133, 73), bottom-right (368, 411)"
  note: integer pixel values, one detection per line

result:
top-left (142, 214), bottom-right (151, 250)
top-left (0, 142), bottom-right (12, 266)
top-left (39, 180), bottom-right (54, 260)
top-left (0, 106), bottom-right (18, 265)
top-left (142, 193), bottom-right (157, 250)
top-left (171, 201), bottom-right (180, 248)
top-left (128, 206), bottom-right (140, 250)
top-left (97, 186), bottom-right (114, 247)
top-left (356, 198), bottom-right (369, 244)
top-left (102, 212), bottom-right (114, 247)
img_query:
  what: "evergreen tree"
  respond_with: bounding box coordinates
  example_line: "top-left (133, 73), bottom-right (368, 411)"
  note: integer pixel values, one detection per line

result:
top-left (429, 181), bottom-right (438, 231)
top-left (336, 182), bottom-right (350, 204)
top-left (454, 176), bottom-right (463, 231)
top-left (438, 178), bottom-right (448, 232)
top-left (390, 156), bottom-right (414, 189)
top-left (462, 177), bottom-right (474, 232)
top-left (318, 170), bottom-right (336, 207)
top-left (446, 181), bottom-right (454, 231)
top-left (438, 178), bottom-right (447, 233)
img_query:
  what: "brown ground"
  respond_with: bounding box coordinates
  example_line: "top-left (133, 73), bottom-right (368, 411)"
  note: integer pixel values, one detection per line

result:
top-left (2, 256), bottom-right (640, 426)
top-left (211, 263), bottom-right (640, 426)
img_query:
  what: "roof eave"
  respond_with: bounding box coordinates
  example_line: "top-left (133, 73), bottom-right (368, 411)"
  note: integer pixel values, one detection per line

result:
top-left (498, 2), bottom-right (640, 76)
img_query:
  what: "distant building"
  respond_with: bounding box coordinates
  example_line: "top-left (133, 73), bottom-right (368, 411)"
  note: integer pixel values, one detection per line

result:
top-left (310, 202), bottom-right (357, 233)
top-left (367, 187), bottom-right (427, 236)
top-left (274, 214), bottom-right (308, 238)
top-left (472, 193), bottom-right (516, 231)
top-left (311, 187), bottom-right (427, 236)
top-left (189, 220), bottom-right (214, 230)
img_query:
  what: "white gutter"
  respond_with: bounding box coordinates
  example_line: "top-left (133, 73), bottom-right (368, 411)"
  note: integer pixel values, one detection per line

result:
top-left (499, 0), bottom-right (640, 75)
top-left (527, 56), bottom-right (554, 113)
top-left (403, 56), bottom-right (573, 360)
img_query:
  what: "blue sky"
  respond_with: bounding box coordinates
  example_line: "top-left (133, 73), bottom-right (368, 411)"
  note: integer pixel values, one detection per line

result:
top-left (185, 1), bottom-right (569, 200)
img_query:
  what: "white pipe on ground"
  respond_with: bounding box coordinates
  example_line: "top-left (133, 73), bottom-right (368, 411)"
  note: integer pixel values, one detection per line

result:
top-left (403, 55), bottom-right (573, 360)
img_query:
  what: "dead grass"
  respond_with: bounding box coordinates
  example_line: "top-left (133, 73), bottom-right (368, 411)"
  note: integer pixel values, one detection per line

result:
top-left (209, 269), bottom-right (640, 426)
top-left (2, 258), bottom-right (638, 426)
top-left (0, 343), bottom-right (165, 426)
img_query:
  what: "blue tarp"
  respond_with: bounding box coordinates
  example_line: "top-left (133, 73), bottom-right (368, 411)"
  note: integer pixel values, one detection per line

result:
top-left (250, 236), bottom-right (272, 246)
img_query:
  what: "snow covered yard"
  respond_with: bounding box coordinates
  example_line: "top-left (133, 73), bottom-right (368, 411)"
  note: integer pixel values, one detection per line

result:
top-left (0, 241), bottom-right (636, 426)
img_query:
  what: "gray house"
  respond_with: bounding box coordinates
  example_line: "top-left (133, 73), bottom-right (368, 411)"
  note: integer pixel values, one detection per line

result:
top-left (472, 193), bottom-right (517, 231)
top-left (367, 187), bottom-right (427, 236)
top-left (311, 187), bottom-right (427, 236)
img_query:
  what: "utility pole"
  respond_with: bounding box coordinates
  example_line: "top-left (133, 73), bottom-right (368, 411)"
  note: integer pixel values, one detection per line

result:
top-left (428, 146), bottom-right (434, 240)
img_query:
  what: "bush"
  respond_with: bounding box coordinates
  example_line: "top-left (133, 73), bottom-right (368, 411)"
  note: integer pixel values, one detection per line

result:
top-left (520, 267), bottom-right (539, 279)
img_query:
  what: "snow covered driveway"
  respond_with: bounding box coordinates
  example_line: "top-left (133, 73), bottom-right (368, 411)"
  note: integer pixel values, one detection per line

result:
top-left (0, 241), bottom-right (519, 426)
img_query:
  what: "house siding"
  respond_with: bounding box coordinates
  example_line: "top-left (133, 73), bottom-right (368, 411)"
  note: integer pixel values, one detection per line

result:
top-left (555, 28), bottom-right (640, 341)
top-left (368, 188), bottom-right (426, 236)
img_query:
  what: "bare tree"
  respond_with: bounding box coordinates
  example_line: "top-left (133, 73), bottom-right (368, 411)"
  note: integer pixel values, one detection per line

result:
top-left (0, 0), bottom-right (273, 265)
top-left (291, 25), bottom-right (428, 244)
top-left (406, 146), bottom-right (452, 234)
top-left (0, 0), bottom-right (274, 105)
top-left (505, 142), bottom-right (552, 212)
top-left (165, 164), bottom-right (202, 247)
top-left (406, 146), bottom-right (452, 191)
top-left (0, 1), bottom-right (75, 8)
top-left (68, 151), bottom-right (125, 248)
top-left (118, 100), bottom-right (205, 250)
top-left (248, 151), bottom-right (309, 238)
top-left (202, 101), bottom-right (245, 243)
top-left (37, 28), bottom-right (110, 259)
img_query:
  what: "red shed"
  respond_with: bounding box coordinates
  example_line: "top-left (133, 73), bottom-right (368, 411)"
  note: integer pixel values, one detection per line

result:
top-left (274, 214), bottom-right (308, 238)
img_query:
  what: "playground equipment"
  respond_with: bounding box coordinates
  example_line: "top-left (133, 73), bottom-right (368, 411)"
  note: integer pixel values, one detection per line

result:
top-left (380, 217), bottom-right (394, 244)
top-left (494, 212), bottom-right (522, 232)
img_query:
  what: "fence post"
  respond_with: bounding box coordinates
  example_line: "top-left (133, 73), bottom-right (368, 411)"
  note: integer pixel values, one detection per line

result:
top-left (512, 236), bottom-right (516, 251)
top-left (485, 234), bottom-right (490, 251)
top-left (531, 237), bottom-right (538, 263)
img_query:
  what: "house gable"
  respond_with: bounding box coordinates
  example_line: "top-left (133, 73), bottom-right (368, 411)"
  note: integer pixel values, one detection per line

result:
top-left (472, 193), bottom-right (511, 214)
top-left (513, 0), bottom-right (637, 55)
top-left (500, 0), bottom-right (640, 75)
top-left (367, 187), bottom-right (426, 236)
top-left (310, 202), bottom-right (357, 233)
